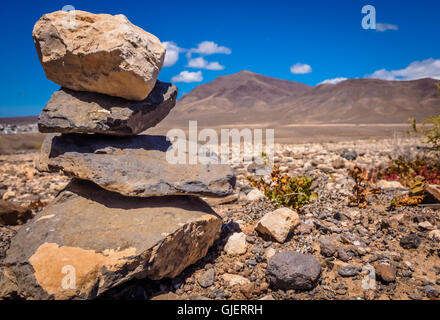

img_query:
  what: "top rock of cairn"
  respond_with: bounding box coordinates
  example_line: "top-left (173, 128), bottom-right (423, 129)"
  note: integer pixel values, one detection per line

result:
top-left (32, 10), bottom-right (165, 101)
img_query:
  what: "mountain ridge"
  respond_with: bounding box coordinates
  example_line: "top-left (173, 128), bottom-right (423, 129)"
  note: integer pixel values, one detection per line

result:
top-left (159, 71), bottom-right (440, 127)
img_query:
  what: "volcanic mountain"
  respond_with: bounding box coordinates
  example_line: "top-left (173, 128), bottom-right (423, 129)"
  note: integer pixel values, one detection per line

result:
top-left (159, 70), bottom-right (440, 128)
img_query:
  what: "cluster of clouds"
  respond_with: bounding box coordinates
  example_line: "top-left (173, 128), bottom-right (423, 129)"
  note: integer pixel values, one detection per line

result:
top-left (367, 58), bottom-right (440, 81)
top-left (290, 58), bottom-right (440, 86)
top-left (164, 41), bottom-right (231, 83)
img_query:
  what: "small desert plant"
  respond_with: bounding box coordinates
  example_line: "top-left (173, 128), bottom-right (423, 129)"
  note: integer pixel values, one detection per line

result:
top-left (388, 176), bottom-right (426, 210)
top-left (347, 166), bottom-right (381, 208)
top-left (248, 166), bottom-right (317, 209)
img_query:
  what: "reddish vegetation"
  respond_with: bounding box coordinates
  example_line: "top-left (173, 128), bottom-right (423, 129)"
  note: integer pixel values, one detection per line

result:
top-left (382, 157), bottom-right (440, 186)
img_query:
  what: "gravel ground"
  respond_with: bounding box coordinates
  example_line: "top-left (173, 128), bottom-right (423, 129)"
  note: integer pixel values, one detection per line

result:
top-left (1, 137), bottom-right (439, 300)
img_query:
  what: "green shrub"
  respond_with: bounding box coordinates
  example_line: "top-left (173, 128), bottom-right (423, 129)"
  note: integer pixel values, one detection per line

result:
top-left (248, 166), bottom-right (317, 209)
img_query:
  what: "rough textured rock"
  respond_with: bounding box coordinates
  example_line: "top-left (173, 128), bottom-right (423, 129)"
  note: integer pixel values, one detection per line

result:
top-left (400, 233), bottom-right (421, 249)
top-left (428, 230), bottom-right (440, 241)
top-left (0, 200), bottom-right (32, 226)
top-left (246, 189), bottom-right (265, 202)
top-left (319, 238), bottom-right (337, 257)
top-left (338, 264), bottom-right (359, 277)
top-left (375, 263), bottom-right (396, 283)
top-left (337, 248), bottom-right (353, 262)
top-left (221, 274), bottom-right (250, 287)
top-left (0, 180), bottom-right (222, 300)
top-left (255, 208), bottom-right (300, 243)
top-left (267, 251), bottom-right (321, 291)
top-left (37, 133), bottom-right (236, 197)
top-left (38, 81), bottom-right (177, 136)
top-left (418, 221), bottom-right (433, 231)
top-left (296, 223), bottom-right (313, 235)
top-left (197, 269), bottom-right (215, 288)
top-left (33, 10), bottom-right (165, 101)
top-left (224, 232), bottom-right (247, 256)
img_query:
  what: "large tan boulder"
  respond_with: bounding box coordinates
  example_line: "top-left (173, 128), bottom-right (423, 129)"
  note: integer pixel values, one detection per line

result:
top-left (0, 180), bottom-right (222, 300)
top-left (32, 10), bottom-right (165, 101)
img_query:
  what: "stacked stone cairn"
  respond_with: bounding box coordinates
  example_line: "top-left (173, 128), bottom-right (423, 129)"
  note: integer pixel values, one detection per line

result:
top-left (0, 10), bottom-right (235, 300)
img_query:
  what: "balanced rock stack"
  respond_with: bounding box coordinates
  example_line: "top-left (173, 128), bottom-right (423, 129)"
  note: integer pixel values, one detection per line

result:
top-left (0, 11), bottom-right (235, 300)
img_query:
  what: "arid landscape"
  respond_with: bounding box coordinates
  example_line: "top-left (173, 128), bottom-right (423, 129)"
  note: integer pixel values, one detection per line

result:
top-left (0, 5), bottom-right (439, 303)
top-left (1, 69), bottom-right (439, 300)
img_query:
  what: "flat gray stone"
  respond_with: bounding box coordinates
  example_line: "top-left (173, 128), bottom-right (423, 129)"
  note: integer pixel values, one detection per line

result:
top-left (0, 180), bottom-right (222, 300)
top-left (38, 81), bottom-right (177, 136)
top-left (338, 264), bottom-right (359, 277)
top-left (37, 133), bottom-right (236, 197)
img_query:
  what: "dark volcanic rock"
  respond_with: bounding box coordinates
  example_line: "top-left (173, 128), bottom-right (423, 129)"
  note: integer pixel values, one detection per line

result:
top-left (0, 180), bottom-right (222, 300)
top-left (37, 133), bottom-right (236, 197)
top-left (400, 233), bottom-right (421, 249)
top-left (38, 81), bottom-right (177, 136)
top-left (267, 251), bottom-right (321, 291)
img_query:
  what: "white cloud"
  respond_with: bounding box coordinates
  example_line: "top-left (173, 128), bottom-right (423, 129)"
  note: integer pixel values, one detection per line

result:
top-left (290, 63), bottom-right (312, 74)
top-left (318, 77), bottom-right (348, 85)
top-left (376, 23), bottom-right (398, 32)
top-left (163, 41), bottom-right (230, 69)
top-left (191, 41), bottom-right (232, 55)
top-left (187, 57), bottom-right (225, 70)
top-left (163, 41), bottom-right (182, 67)
top-left (171, 71), bottom-right (203, 83)
top-left (368, 58), bottom-right (440, 81)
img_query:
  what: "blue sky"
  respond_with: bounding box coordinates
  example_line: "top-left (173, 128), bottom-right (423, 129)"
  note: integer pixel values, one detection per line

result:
top-left (0, 0), bottom-right (439, 117)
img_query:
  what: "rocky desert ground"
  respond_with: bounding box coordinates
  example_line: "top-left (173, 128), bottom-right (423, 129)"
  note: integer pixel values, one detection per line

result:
top-left (1, 135), bottom-right (439, 300)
